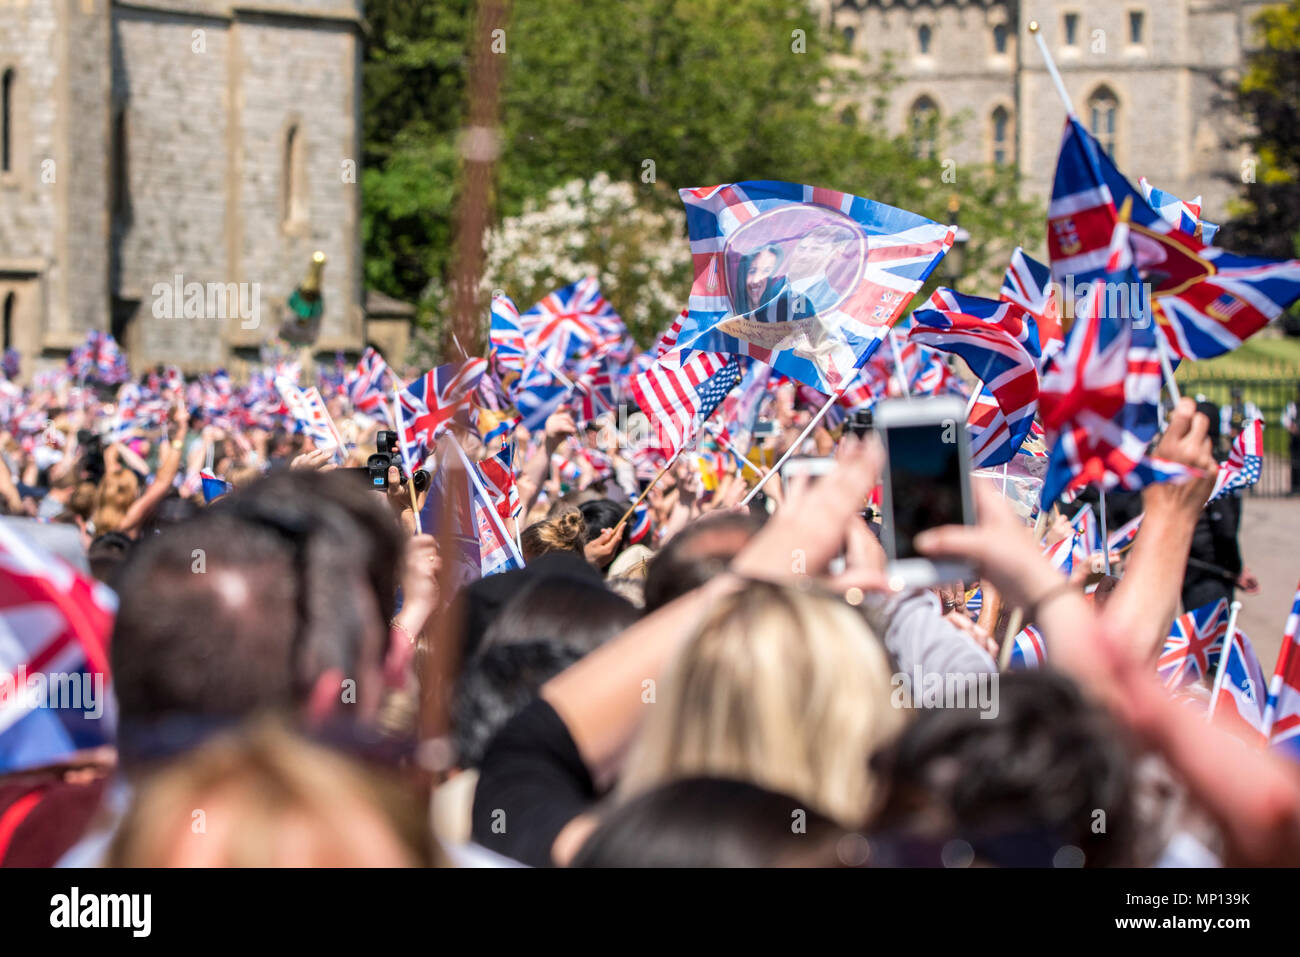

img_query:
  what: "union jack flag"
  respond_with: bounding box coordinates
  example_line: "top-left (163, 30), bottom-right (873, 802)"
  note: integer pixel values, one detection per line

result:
top-left (1051, 118), bottom-right (1300, 360)
top-left (479, 443), bottom-right (520, 524)
top-left (1209, 626), bottom-right (1267, 745)
top-left (1138, 177), bottom-right (1219, 245)
top-left (276, 378), bottom-right (343, 456)
top-left (1106, 512), bottom-right (1144, 554)
top-left (654, 310), bottom-right (687, 358)
top-left (67, 331), bottom-right (130, 385)
top-left (1001, 247), bottom-right (1063, 360)
top-left (1158, 598), bottom-right (1230, 689)
top-left (395, 359), bottom-right (486, 469)
top-left (674, 180), bottom-right (953, 393)
top-left (489, 294), bottom-right (527, 384)
top-left (1040, 171), bottom-right (1192, 507)
top-left (345, 347), bottom-right (392, 419)
top-left (631, 349), bottom-right (742, 459)
top-left (1207, 418), bottom-right (1263, 503)
top-left (911, 288), bottom-right (1040, 461)
top-left (519, 277), bottom-right (626, 374)
top-left (0, 522), bottom-right (118, 773)
top-left (1006, 625), bottom-right (1048, 670)
top-left (1262, 581), bottom-right (1300, 762)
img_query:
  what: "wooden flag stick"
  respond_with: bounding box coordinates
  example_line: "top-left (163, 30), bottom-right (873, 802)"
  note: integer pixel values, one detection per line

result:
top-left (617, 446), bottom-right (685, 528)
top-left (998, 507), bottom-right (1050, 670)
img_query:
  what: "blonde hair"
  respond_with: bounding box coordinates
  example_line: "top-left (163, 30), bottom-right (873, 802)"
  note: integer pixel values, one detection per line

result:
top-left (520, 508), bottom-right (586, 563)
top-left (108, 720), bottom-right (441, 867)
top-left (621, 581), bottom-right (906, 826)
top-left (91, 470), bottom-right (140, 533)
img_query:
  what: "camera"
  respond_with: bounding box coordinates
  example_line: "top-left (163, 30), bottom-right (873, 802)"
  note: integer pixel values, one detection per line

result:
top-left (368, 430), bottom-right (429, 493)
top-left (847, 409), bottom-right (874, 439)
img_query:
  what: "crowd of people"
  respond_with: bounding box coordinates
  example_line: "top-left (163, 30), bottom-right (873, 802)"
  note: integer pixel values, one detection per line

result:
top-left (1, 343), bottom-right (1297, 870)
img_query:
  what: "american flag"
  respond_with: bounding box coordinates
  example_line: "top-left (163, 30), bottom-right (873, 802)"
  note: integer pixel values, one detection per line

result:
top-left (0, 522), bottom-right (118, 773)
top-left (1263, 581), bottom-right (1300, 762)
top-left (1207, 418), bottom-right (1263, 503)
top-left (1007, 625), bottom-right (1048, 670)
top-left (1001, 247), bottom-right (1063, 360)
top-left (345, 347), bottom-right (392, 419)
top-left (1138, 176), bottom-right (1219, 245)
top-left (395, 359), bottom-right (486, 469)
top-left (1039, 160), bottom-right (1192, 508)
top-left (675, 180), bottom-right (954, 393)
top-left (1158, 598), bottom-right (1230, 689)
top-left (654, 310), bottom-right (687, 358)
top-left (1052, 118), bottom-right (1300, 360)
top-left (631, 349), bottom-right (742, 458)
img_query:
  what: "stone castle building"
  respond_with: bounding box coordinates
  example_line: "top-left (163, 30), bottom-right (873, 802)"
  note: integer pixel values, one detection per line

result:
top-left (0, 0), bottom-right (409, 381)
top-left (821, 0), bottom-right (1272, 221)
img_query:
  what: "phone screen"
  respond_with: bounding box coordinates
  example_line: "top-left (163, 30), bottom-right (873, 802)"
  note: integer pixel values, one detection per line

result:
top-left (884, 422), bottom-right (965, 560)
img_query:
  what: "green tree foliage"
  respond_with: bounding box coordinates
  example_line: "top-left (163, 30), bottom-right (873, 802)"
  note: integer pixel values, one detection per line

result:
top-left (362, 0), bottom-right (1041, 348)
top-left (1221, 0), bottom-right (1300, 262)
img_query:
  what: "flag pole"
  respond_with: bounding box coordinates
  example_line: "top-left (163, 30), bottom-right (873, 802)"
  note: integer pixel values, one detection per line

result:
top-left (1028, 20), bottom-right (1076, 117)
top-left (1153, 330), bottom-right (1183, 403)
top-left (705, 422), bottom-right (768, 480)
top-left (1206, 600), bottom-right (1243, 721)
top-left (963, 379), bottom-right (983, 420)
top-left (388, 393), bottom-right (423, 535)
top-left (616, 446), bottom-right (685, 528)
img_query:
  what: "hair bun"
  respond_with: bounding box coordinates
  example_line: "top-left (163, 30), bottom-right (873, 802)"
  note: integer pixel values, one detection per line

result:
top-left (555, 510), bottom-right (585, 545)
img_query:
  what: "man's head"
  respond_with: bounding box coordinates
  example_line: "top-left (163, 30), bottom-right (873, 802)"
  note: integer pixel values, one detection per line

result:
top-left (642, 510), bottom-right (764, 612)
top-left (785, 224), bottom-right (845, 282)
top-left (110, 471), bottom-right (403, 769)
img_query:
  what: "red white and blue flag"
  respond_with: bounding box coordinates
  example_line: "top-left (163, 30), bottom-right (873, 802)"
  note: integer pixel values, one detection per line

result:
top-left (489, 294), bottom-right (528, 386)
top-left (479, 443), bottom-right (521, 524)
top-left (911, 288), bottom-right (1041, 463)
top-left (0, 523), bottom-right (117, 773)
top-left (395, 359), bottom-right (486, 469)
top-left (675, 180), bottom-right (953, 393)
top-left (276, 379), bottom-right (345, 458)
top-left (1138, 176), bottom-right (1219, 245)
top-left (1007, 625), bottom-right (1048, 670)
top-left (631, 349), bottom-right (742, 459)
top-left (1040, 163), bottom-right (1193, 506)
top-left (1209, 626), bottom-right (1267, 745)
top-left (1263, 581), bottom-right (1300, 763)
top-left (519, 277), bottom-right (626, 374)
top-left (1158, 597), bottom-right (1230, 689)
top-left (1207, 418), bottom-right (1264, 503)
top-left (1001, 247), bottom-right (1064, 361)
top-left (628, 502), bottom-right (652, 545)
top-left (1051, 118), bottom-right (1300, 360)
top-left (345, 347), bottom-right (392, 420)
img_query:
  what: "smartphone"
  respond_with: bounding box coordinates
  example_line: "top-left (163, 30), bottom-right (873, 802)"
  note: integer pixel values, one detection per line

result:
top-left (875, 397), bottom-right (974, 588)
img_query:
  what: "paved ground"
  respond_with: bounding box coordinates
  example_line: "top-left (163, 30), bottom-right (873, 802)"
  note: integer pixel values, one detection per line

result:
top-left (1237, 496), bottom-right (1300, 674)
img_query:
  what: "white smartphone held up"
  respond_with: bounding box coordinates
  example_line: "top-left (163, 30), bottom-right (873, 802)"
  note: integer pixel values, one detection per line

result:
top-left (874, 396), bottom-right (975, 589)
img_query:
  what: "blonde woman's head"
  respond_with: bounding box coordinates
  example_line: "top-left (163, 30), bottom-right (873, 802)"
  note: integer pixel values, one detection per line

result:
top-left (91, 470), bottom-right (140, 533)
top-left (107, 720), bottom-right (439, 867)
top-left (621, 581), bottom-right (905, 826)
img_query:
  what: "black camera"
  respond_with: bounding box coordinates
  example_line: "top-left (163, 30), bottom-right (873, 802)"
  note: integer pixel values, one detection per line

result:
top-left (368, 430), bottom-right (429, 493)
top-left (847, 409), bottom-right (874, 439)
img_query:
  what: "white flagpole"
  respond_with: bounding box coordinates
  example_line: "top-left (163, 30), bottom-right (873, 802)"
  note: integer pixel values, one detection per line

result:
top-left (740, 364), bottom-right (863, 505)
top-left (1206, 600), bottom-right (1243, 721)
top-left (1098, 488), bottom-right (1111, 575)
top-left (1028, 20), bottom-right (1076, 117)
top-left (705, 422), bottom-right (767, 479)
top-left (963, 379), bottom-right (983, 420)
